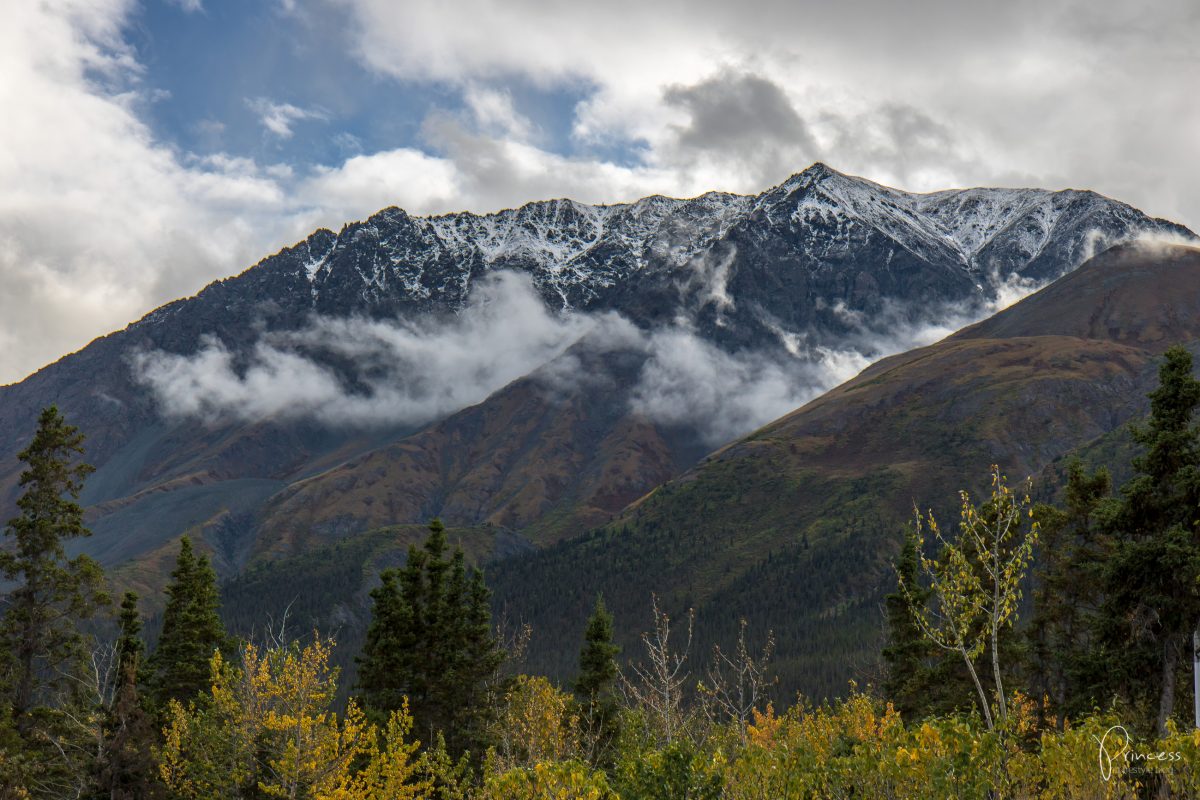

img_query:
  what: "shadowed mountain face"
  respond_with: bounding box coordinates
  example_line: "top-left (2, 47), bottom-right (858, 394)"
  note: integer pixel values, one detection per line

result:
top-left (486, 243), bottom-right (1200, 699)
top-left (0, 166), bottom-right (1190, 602)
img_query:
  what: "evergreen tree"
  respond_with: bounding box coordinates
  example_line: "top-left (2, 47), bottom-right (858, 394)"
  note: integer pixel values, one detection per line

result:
top-left (1026, 459), bottom-right (1112, 729)
top-left (98, 592), bottom-right (161, 799)
top-left (114, 592), bottom-right (145, 685)
top-left (882, 526), bottom-right (969, 720)
top-left (882, 528), bottom-right (932, 718)
top-left (1098, 345), bottom-right (1200, 735)
top-left (573, 595), bottom-right (620, 761)
top-left (0, 406), bottom-right (108, 735)
top-left (146, 536), bottom-right (228, 712)
top-left (357, 519), bottom-right (504, 760)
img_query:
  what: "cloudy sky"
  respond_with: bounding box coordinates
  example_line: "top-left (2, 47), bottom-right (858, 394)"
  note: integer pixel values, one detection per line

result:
top-left (1, 0), bottom-right (1197, 384)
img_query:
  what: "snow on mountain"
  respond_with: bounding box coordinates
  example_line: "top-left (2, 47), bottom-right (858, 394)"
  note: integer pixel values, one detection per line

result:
top-left (289, 163), bottom-right (1190, 320)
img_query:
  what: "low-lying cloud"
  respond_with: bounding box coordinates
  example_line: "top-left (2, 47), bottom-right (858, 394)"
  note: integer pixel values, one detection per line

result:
top-left (133, 272), bottom-right (624, 427)
top-left (133, 268), bottom-right (1048, 446)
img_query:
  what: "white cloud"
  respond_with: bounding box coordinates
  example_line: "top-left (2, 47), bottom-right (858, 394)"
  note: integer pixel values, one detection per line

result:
top-left (132, 271), bottom-right (628, 426)
top-left (0, 1), bottom-right (321, 384)
top-left (246, 97), bottom-right (328, 139)
top-left (133, 268), bottom-right (1050, 446)
top-left (463, 85), bottom-right (536, 142)
top-left (132, 269), bottom-right (812, 443)
top-left (300, 148), bottom-right (459, 219)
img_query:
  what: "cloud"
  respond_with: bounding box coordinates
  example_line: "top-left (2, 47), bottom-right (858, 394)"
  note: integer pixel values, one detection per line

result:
top-left (661, 70), bottom-right (822, 189)
top-left (626, 329), bottom-right (817, 443)
top-left (463, 84), bottom-right (536, 142)
top-left (796, 268), bottom-right (1048, 386)
top-left (132, 268), bottom-right (810, 442)
top-left (133, 272), bottom-right (627, 426)
top-left (0, 0), bottom-right (283, 383)
top-left (133, 266), bottom-right (1051, 446)
top-left (334, 0), bottom-right (1200, 223)
top-left (246, 97), bottom-right (328, 139)
top-left (299, 148), bottom-right (459, 220)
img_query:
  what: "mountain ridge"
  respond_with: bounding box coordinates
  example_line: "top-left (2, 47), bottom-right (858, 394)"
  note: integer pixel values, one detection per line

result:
top-left (0, 166), bottom-right (1192, 613)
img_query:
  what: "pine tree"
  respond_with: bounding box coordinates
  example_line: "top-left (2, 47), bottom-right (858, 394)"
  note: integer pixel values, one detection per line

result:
top-left (114, 592), bottom-right (145, 685)
top-left (574, 595), bottom-right (621, 761)
top-left (884, 525), bottom-right (984, 721)
top-left (0, 405), bottom-right (108, 735)
top-left (1027, 459), bottom-right (1112, 729)
top-left (146, 536), bottom-right (228, 712)
top-left (357, 519), bottom-right (504, 759)
top-left (98, 592), bottom-right (161, 799)
top-left (882, 527), bottom-right (932, 718)
top-left (1098, 345), bottom-right (1200, 735)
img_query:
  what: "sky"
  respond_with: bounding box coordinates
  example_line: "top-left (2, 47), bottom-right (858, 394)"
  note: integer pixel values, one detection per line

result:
top-left (1, 0), bottom-right (1198, 385)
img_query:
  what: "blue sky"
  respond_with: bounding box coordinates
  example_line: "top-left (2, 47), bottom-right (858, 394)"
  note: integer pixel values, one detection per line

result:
top-left (134, 1), bottom-right (484, 168)
top-left (0, 0), bottom-right (1197, 383)
top-left (130, 0), bottom-right (604, 192)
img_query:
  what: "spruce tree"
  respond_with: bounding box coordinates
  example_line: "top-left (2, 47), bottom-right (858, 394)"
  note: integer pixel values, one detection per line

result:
top-left (114, 592), bottom-right (145, 684)
top-left (574, 595), bottom-right (620, 761)
top-left (882, 526), bottom-right (972, 720)
top-left (1098, 346), bottom-right (1200, 735)
top-left (99, 592), bottom-right (161, 799)
top-left (882, 528), bottom-right (932, 718)
top-left (357, 519), bottom-right (504, 759)
top-left (146, 536), bottom-right (228, 712)
top-left (0, 405), bottom-right (108, 735)
top-left (1027, 460), bottom-right (1112, 729)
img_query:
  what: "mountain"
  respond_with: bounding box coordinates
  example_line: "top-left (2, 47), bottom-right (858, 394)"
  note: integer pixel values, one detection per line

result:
top-left (0, 165), bottom-right (1190, 604)
top-left (484, 241), bottom-right (1200, 699)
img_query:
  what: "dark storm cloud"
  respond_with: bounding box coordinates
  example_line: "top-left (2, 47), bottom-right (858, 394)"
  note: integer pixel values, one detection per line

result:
top-left (662, 69), bottom-right (822, 187)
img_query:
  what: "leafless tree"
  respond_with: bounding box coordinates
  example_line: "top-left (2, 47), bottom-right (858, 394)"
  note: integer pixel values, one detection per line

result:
top-left (700, 619), bottom-right (777, 744)
top-left (493, 610), bottom-right (533, 670)
top-left (621, 595), bottom-right (695, 745)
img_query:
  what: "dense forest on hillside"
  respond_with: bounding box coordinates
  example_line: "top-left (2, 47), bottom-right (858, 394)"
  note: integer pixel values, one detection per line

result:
top-left (3, 346), bottom-right (1200, 797)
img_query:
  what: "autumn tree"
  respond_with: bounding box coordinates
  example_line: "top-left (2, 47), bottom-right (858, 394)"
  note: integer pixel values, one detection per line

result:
top-left (699, 619), bottom-right (775, 745)
top-left (356, 519), bottom-right (504, 760)
top-left (145, 536), bottom-right (228, 713)
top-left (901, 466), bottom-right (1040, 730)
top-left (489, 675), bottom-right (582, 774)
top-left (160, 634), bottom-right (429, 799)
top-left (622, 596), bottom-right (696, 745)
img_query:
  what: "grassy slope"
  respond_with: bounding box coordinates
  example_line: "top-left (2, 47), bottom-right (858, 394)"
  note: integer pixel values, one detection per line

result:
top-left (487, 243), bottom-right (1200, 700)
top-left (251, 348), bottom-right (700, 554)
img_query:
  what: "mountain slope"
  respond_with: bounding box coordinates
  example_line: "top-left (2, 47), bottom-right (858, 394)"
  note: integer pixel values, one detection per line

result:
top-left (486, 242), bottom-right (1200, 699)
top-left (0, 166), bottom-right (1190, 587)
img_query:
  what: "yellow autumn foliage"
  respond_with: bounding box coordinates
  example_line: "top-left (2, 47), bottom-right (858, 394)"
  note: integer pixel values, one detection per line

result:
top-left (159, 636), bottom-right (429, 800)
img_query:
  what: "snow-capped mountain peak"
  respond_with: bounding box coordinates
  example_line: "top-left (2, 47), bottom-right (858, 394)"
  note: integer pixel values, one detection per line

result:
top-left (165, 163), bottom-right (1191, 369)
